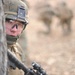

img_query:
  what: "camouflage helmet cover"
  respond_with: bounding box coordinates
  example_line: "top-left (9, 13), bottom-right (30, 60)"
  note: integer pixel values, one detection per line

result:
top-left (4, 0), bottom-right (28, 24)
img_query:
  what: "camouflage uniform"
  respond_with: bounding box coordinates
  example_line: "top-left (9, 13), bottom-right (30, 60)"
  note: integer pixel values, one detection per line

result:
top-left (55, 2), bottom-right (73, 35)
top-left (7, 43), bottom-right (24, 75)
top-left (35, 1), bottom-right (54, 35)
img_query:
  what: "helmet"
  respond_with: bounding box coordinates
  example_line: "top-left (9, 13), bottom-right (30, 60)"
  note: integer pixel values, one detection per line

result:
top-left (21, 0), bottom-right (30, 8)
top-left (4, 0), bottom-right (28, 45)
top-left (4, 0), bottom-right (28, 26)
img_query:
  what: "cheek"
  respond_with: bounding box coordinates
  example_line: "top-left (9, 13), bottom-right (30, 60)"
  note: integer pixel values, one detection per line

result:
top-left (5, 24), bottom-right (10, 34)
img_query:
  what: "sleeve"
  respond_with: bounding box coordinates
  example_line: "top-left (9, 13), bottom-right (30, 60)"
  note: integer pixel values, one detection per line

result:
top-left (15, 43), bottom-right (26, 64)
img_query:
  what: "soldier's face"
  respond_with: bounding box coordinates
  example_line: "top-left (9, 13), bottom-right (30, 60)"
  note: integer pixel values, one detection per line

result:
top-left (5, 19), bottom-right (24, 36)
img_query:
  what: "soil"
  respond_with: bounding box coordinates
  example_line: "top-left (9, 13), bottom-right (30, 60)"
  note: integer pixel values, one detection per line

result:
top-left (24, 0), bottom-right (75, 75)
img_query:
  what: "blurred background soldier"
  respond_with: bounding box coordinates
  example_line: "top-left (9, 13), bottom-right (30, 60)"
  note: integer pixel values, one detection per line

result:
top-left (55, 1), bottom-right (73, 35)
top-left (35, 1), bottom-right (55, 35)
top-left (3, 0), bottom-right (29, 75)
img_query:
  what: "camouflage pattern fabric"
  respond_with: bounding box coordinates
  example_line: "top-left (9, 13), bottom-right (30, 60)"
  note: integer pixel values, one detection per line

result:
top-left (7, 43), bottom-right (24, 75)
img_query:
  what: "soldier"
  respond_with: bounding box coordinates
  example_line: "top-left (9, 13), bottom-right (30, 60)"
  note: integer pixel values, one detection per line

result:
top-left (3, 0), bottom-right (28, 75)
top-left (35, 1), bottom-right (54, 35)
top-left (55, 2), bottom-right (73, 35)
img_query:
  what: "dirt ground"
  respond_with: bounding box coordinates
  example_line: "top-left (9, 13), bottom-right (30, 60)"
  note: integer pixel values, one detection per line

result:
top-left (22, 0), bottom-right (75, 75)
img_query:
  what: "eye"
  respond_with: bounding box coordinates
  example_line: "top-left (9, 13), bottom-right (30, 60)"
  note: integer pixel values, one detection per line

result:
top-left (19, 23), bottom-right (24, 28)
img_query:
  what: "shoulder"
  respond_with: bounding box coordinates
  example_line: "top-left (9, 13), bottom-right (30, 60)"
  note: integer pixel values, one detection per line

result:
top-left (13, 43), bottom-right (23, 53)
